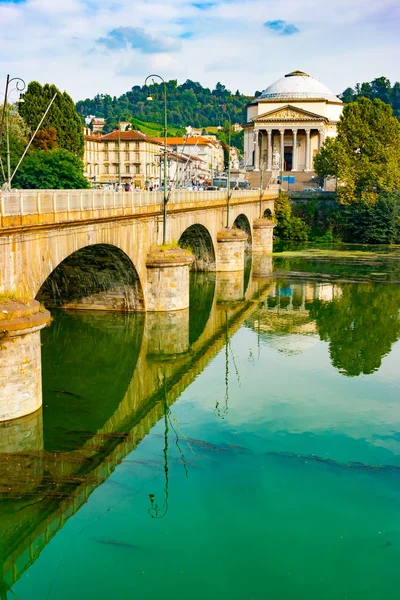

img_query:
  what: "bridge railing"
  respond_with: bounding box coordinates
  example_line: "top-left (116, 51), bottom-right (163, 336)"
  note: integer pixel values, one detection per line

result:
top-left (0, 189), bottom-right (275, 221)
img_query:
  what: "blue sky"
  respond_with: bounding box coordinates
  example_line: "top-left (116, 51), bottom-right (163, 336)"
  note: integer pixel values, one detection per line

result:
top-left (0, 0), bottom-right (399, 101)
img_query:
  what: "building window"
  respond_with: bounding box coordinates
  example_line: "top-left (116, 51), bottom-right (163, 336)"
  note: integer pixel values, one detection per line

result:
top-left (104, 142), bottom-right (108, 149)
top-left (105, 165), bottom-right (109, 174)
top-left (135, 152), bottom-right (140, 160)
top-left (125, 165), bottom-right (130, 174)
top-left (104, 152), bottom-right (109, 160)
top-left (135, 142), bottom-right (139, 150)
top-left (125, 142), bottom-right (129, 150)
top-left (125, 152), bottom-right (130, 160)
top-left (135, 165), bottom-right (140, 174)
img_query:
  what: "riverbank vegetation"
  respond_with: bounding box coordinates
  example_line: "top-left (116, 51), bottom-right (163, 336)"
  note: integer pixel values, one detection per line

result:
top-left (275, 191), bottom-right (400, 245)
top-left (276, 96), bottom-right (400, 245)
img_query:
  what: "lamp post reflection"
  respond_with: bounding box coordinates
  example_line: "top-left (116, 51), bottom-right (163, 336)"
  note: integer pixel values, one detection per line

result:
top-left (148, 382), bottom-right (169, 519)
top-left (215, 311), bottom-right (230, 419)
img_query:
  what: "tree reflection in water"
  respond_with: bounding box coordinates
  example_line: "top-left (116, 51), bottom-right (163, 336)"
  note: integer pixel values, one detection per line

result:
top-left (310, 283), bottom-right (400, 376)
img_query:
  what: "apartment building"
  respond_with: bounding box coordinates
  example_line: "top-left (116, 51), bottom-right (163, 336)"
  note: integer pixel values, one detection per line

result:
top-left (153, 136), bottom-right (224, 179)
top-left (84, 129), bottom-right (162, 188)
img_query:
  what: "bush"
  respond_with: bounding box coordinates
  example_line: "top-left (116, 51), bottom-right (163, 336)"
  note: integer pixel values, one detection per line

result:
top-left (14, 148), bottom-right (90, 189)
top-left (274, 191), bottom-right (310, 241)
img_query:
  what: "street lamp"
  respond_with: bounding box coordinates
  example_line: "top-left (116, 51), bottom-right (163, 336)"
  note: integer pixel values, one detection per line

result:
top-left (218, 114), bottom-right (232, 228)
top-left (145, 74), bottom-right (168, 245)
top-left (0, 75), bottom-right (26, 188)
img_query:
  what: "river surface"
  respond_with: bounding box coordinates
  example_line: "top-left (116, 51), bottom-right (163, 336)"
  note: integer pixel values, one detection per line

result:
top-left (2, 246), bottom-right (400, 599)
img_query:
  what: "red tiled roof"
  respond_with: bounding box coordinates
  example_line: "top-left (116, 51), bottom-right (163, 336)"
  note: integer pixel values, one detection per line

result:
top-left (153, 136), bottom-right (217, 146)
top-left (101, 130), bottom-right (162, 144)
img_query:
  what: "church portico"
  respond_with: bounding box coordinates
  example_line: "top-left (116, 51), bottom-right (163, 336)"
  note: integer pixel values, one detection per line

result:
top-left (244, 71), bottom-right (343, 181)
top-left (254, 124), bottom-right (325, 173)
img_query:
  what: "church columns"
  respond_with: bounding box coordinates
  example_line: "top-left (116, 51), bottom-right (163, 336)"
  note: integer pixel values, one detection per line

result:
top-left (252, 124), bottom-right (324, 173)
top-left (267, 129), bottom-right (272, 171)
top-left (305, 129), bottom-right (311, 172)
top-left (292, 129), bottom-right (298, 171)
top-left (254, 129), bottom-right (260, 171)
top-left (318, 129), bottom-right (324, 151)
top-left (279, 129), bottom-right (285, 171)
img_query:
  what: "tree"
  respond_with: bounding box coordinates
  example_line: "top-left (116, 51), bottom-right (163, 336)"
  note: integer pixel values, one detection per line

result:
top-left (344, 193), bottom-right (400, 244)
top-left (274, 191), bottom-right (310, 241)
top-left (340, 75), bottom-right (400, 121)
top-left (0, 104), bottom-right (29, 182)
top-left (13, 149), bottom-right (89, 189)
top-left (19, 82), bottom-right (84, 157)
top-left (314, 98), bottom-right (400, 204)
top-left (31, 126), bottom-right (58, 151)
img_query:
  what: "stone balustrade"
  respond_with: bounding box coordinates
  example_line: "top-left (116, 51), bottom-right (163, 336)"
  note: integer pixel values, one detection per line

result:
top-left (0, 189), bottom-right (275, 229)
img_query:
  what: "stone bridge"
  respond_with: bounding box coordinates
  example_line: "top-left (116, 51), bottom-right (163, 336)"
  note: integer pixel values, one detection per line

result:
top-left (0, 188), bottom-right (276, 422)
top-left (0, 274), bottom-right (274, 595)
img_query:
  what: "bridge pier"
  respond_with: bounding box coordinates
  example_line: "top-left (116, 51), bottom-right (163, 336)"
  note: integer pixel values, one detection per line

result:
top-left (0, 301), bottom-right (51, 422)
top-left (252, 219), bottom-right (275, 254)
top-left (146, 248), bottom-right (194, 311)
top-left (216, 229), bottom-right (248, 272)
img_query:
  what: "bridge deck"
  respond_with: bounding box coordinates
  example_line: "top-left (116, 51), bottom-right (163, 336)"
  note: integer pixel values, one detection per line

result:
top-left (0, 189), bottom-right (276, 231)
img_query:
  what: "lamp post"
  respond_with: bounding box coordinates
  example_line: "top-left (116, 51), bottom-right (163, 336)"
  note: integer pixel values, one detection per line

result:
top-left (145, 74), bottom-right (168, 245)
top-left (218, 114), bottom-right (232, 228)
top-left (254, 130), bottom-right (265, 217)
top-left (0, 75), bottom-right (25, 188)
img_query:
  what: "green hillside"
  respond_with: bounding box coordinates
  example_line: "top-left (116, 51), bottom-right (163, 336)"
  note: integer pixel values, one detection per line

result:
top-left (76, 79), bottom-right (251, 134)
top-left (130, 117), bottom-right (184, 137)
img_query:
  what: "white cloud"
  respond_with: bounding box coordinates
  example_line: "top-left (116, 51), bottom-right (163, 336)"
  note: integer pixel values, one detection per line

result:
top-left (0, 0), bottom-right (399, 101)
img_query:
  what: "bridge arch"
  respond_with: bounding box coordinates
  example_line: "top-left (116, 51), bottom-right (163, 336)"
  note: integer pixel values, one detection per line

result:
top-left (233, 213), bottom-right (252, 250)
top-left (36, 243), bottom-right (145, 311)
top-left (178, 224), bottom-right (216, 271)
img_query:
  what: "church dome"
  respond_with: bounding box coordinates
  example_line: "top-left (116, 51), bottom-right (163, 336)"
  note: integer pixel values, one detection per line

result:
top-left (258, 70), bottom-right (341, 102)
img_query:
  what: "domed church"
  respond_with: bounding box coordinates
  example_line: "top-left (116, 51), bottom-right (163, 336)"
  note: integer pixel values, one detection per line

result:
top-left (244, 71), bottom-right (343, 178)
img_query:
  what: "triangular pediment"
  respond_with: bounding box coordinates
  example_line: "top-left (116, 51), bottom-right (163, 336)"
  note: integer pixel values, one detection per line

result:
top-left (253, 104), bottom-right (327, 122)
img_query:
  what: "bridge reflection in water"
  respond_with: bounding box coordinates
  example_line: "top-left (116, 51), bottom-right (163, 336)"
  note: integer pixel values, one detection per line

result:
top-left (0, 265), bottom-right (276, 595)
top-left (3, 267), bottom-right (400, 594)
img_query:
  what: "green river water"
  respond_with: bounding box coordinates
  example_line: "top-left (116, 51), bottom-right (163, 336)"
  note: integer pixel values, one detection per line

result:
top-left (2, 246), bottom-right (400, 599)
